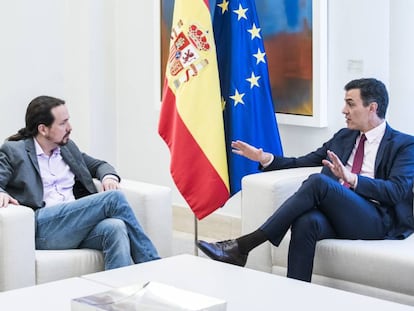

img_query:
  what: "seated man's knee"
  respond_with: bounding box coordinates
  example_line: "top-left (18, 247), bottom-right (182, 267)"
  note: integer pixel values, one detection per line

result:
top-left (100, 218), bottom-right (128, 236)
top-left (301, 173), bottom-right (333, 193)
top-left (291, 210), bottom-right (335, 240)
top-left (291, 212), bottom-right (320, 234)
top-left (305, 173), bottom-right (330, 184)
top-left (101, 189), bottom-right (126, 201)
top-left (99, 190), bottom-right (130, 211)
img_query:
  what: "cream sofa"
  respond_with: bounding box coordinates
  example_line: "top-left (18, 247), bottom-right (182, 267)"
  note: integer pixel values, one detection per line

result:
top-left (0, 179), bottom-right (172, 292)
top-left (241, 167), bottom-right (414, 306)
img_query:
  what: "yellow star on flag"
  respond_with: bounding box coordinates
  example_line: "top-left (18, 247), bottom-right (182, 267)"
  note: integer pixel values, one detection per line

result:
top-left (233, 4), bottom-right (248, 21)
top-left (253, 48), bottom-right (266, 64)
top-left (217, 0), bottom-right (229, 14)
top-left (221, 96), bottom-right (226, 110)
top-left (247, 23), bottom-right (261, 39)
top-left (246, 72), bottom-right (261, 89)
top-left (230, 89), bottom-right (245, 106)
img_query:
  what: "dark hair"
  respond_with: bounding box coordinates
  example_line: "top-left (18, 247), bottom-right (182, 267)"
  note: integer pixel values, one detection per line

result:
top-left (344, 78), bottom-right (388, 119)
top-left (7, 96), bottom-right (65, 141)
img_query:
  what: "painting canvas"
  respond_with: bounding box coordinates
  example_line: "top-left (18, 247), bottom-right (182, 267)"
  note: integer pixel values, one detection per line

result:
top-left (257, 0), bottom-right (327, 127)
top-left (160, 0), bottom-right (172, 97)
top-left (160, 0), bottom-right (327, 127)
top-left (256, 0), bottom-right (312, 116)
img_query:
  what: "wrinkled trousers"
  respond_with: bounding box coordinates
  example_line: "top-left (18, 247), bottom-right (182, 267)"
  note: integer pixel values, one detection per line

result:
top-left (35, 190), bottom-right (159, 269)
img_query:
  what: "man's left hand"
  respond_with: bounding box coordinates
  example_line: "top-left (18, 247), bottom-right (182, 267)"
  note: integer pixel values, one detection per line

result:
top-left (102, 178), bottom-right (120, 191)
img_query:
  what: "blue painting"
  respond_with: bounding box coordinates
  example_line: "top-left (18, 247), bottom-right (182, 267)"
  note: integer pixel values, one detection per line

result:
top-left (256, 0), bottom-right (313, 116)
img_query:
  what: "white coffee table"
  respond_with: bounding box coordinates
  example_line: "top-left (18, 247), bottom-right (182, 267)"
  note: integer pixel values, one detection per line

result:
top-left (0, 277), bottom-right (112, 311)
top-left (82, 254), bottom-right (414, 310)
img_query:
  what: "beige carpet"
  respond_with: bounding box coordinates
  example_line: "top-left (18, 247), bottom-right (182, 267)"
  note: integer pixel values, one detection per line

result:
top-left (172, 206), bottom-right (241, 257)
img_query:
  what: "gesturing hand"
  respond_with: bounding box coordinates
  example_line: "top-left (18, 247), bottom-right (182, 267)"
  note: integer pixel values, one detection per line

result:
top-left (322, 150), bottom-right (356, 186)
top-left (231, 140), bottom-right (272, 165)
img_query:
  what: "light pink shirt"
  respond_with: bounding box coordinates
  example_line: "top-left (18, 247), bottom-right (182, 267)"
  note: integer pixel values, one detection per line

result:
top-left (34, 139), bottom-right (75, 207)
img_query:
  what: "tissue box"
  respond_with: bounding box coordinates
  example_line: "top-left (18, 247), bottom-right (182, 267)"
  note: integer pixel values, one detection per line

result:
top-left (71, 281), bottom-right (227, 311)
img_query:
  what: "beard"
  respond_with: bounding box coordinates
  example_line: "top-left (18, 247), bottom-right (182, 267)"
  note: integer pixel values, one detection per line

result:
top-left (46, 132), bottom-right (70, 146)
top-left (57, 139), bottom-right (69, 146)
top-left (57, 134), bottom-right (71, 146)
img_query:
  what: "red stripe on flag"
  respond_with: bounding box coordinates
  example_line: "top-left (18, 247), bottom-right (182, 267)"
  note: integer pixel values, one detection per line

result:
top-left (159, 84), bottom-right (229, 219)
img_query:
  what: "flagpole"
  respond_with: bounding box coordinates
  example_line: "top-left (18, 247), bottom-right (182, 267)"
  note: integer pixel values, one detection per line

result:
top-left (194, 215), bottom-right (199, 256)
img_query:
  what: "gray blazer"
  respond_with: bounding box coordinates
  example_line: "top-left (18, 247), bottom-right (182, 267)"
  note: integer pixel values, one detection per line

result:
top-left (0, 138), bottom-right (119, 210)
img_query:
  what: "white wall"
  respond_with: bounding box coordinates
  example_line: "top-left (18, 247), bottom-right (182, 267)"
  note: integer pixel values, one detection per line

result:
top-left (389, 0), bottom-right (414, 135)
top-left (1, 0), bottom-right (413, 219)
top-left (0, 0), bottom-right (65, 138)
top-left (0, 0), bottom-right (117, 163)
top-left (115, 0), bottom-right (172, 188)
top-left (64, 0), bottom-right (117, 164)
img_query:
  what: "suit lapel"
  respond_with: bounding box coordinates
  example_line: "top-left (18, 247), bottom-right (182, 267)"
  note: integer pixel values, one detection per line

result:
top-left (340, 131), bottom-right (360, 164)
top-left (25, 139), bottom-right (41, 176)
top-left (60, 144), bottom-right (96, 194)
top-left (60, 146), bottom-right (82, 179)
top-left (375, 124), bottom-right (392, 172)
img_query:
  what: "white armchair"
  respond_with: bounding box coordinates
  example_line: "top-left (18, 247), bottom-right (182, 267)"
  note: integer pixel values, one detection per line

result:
top-left (241, 167), bottom-right (414, 306)
top-left (0, 179), bottom-right (172, 292)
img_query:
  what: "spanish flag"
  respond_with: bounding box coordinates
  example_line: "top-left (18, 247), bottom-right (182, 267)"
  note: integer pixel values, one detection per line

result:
top-left (158, 0), bottom-right (230, 219)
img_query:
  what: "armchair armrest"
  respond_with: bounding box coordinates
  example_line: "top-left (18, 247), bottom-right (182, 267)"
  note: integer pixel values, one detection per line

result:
top-left (119, 179), bottom-right (172, 258)
top-left (94, 179), bottom-right (172, 257)
top-left (0, 206), bottom-right (36, 291)
top-left (241, 167), bottom-right (321, 272)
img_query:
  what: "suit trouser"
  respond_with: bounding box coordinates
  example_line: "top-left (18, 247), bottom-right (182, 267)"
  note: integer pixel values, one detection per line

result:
top-left (259, 173), bottom-right (388, 282)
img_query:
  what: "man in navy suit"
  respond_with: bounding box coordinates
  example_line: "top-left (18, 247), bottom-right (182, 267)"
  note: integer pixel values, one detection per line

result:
top-left (198, 78), bottom-right (414, 282)
top-left (0, 96), bottom-right (159, 269)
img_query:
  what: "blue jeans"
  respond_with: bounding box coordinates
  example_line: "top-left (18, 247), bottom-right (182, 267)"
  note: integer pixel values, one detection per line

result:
top-left (34, 190), bottom-right (160, 269)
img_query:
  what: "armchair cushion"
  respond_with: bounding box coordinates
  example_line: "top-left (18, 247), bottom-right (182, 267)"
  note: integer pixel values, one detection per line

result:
top-left (36, 249), bottom-right (104, 285)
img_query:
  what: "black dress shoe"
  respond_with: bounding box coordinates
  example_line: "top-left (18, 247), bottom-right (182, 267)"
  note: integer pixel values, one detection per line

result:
top-left (197, 239), bottom-right (248, 267)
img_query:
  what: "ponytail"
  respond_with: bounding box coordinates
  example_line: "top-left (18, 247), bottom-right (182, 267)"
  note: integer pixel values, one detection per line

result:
top-left (7, 128), bottom-right (31, 141)
top-left (6, 96), bottom-right (65, 142)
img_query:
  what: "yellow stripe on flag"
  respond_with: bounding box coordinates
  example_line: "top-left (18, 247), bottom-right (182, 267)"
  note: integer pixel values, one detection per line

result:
top-left (159, 0), bottom-right (229, 218)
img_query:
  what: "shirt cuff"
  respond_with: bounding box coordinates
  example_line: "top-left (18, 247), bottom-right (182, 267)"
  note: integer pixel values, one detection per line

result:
top-left (261, 154), bottom-right (274, 168)
top-left (351, 175), bottom-right (358, 189)
top-left (102, 174), bottom-right (120, 183)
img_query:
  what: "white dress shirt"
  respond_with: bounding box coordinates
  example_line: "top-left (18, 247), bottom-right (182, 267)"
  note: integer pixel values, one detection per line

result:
top-left (346, 121), bottom-right (386, 187)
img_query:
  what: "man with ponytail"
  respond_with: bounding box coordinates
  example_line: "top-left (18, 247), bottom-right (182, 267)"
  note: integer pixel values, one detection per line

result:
top-left (0, 96), bottom-right (159, 269)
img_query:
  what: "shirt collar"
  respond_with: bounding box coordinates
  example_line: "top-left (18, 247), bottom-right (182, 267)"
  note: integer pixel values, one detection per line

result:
top-left (362, 121), bottom-right (386, 143)
top-left (34, 138), bottom-right (61, 156)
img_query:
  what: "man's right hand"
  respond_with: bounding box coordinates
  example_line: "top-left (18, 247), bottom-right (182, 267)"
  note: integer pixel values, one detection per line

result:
top-left (231, 140), bottom-right (273, 166)
top-left (0, 192), bottom-right (19, 208)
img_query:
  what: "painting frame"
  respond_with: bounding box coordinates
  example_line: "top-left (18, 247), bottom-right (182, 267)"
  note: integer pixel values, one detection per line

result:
top-left (272, 0), bottom-right (328, 127)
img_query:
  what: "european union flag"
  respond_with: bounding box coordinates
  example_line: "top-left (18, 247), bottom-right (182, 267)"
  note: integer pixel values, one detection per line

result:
top-left (213, 0), bottom-right (284, 194)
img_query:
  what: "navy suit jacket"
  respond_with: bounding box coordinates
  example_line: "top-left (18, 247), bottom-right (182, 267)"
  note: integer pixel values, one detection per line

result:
top-left (264, 124), bottom-right (414, 239)
top-left (0, 138), bottom-right (119, 210)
